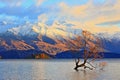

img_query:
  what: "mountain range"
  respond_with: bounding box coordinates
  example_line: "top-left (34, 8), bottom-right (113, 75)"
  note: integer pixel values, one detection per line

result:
top-left (0, 21), bottom-right (120, 59)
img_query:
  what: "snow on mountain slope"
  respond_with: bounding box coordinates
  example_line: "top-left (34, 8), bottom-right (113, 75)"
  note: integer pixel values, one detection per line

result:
top-left (4, 19), bottom-right (120, 42)
top-left (8, 21), bottom-right (78, 39)
top-left (95, 32), bottom-right (120, 53)
top-left (8, 22), bottom-right (36, 36)
top-left (1, 20), bottom-right (120, 56)
top-left (97, 32), bottom-right (120, 42)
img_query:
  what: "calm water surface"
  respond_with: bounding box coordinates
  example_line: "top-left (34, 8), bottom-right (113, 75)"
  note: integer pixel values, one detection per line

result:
top-left (0, 59), bottom-right (120, 80)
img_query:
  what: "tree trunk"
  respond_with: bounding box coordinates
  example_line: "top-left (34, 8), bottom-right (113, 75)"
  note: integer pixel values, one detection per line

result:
top-left (74, 58), bottom-right (93, 71)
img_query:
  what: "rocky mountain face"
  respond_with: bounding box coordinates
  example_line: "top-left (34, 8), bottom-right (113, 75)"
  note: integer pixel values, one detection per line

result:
top-left (0, 21), bottom-right (120, 59)
top-left (0, 33), bottom-right (82, 55)
top-left (0, 21), bottom-right (81, 54)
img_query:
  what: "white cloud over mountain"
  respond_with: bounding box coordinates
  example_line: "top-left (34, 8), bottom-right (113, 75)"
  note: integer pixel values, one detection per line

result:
top-left (0, 0), bottom-right (120, 34)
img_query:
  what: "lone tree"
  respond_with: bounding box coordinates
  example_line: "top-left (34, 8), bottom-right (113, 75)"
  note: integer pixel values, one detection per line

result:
top-left (73, 30), bottom-right (104, 71)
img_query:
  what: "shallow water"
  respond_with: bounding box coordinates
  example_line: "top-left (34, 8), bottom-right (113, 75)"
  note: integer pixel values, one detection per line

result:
top-left (0, 59), bottom-right (120, 80)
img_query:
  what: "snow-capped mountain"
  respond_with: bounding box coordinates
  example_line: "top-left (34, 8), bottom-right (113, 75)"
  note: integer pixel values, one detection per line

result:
top-left (96, 32), bottom-right (120, 53)
top-left (7, 21), bottom-right (79, 40)
top-left (0, 21), bottom-right (120, 59)
top-left (97, 32), bottom-right (120, 41)
top-left (7, 22), bottom-right (36, 36)
top-left (0, 21), bottom-right (82, 58)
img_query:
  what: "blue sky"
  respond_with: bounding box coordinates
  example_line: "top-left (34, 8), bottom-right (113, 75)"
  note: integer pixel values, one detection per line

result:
top-left (0, 0), bottom-right (106, 21)
top-left (0, 0), bottom-right (120, 33)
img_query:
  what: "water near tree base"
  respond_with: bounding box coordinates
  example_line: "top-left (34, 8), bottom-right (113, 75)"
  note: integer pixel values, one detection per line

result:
top-left (0, 59), bottom-right (120, 80)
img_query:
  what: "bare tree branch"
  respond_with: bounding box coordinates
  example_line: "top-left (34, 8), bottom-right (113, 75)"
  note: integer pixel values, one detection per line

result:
top-left (73, 30), bottom-right (104, 71)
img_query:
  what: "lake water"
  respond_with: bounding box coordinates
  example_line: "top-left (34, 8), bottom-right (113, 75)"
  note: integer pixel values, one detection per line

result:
top-left (0, 59), bottom-right (120, 80)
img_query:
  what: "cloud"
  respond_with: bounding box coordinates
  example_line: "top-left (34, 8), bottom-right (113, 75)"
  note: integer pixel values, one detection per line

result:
top-left (57, 0), bottom-right (120, 34)
top-left (0, 0), bottom-right (24, 7)
top-left (96, 20), bottom-right (120, 26)
top-left (0, 0), bottom-right (45, 7)
top-left (58, 2), bottom-right (90, 18)
top-left (0, 0), bottom-right (120, 34)
top-left (0, 0), bottom-right (46, 19)
top-left (38, 14), bottom-right (48, 23)
top-left (65, 20), bottom-right (120, 34)
top-left (35, 0), bottom-right (45, 7)
top-left (58, 0), bottom-right (120, 21)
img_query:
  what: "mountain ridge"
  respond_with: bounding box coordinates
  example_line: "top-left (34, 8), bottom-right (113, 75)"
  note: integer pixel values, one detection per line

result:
top-left (0, 21), bottom-right (120, 58)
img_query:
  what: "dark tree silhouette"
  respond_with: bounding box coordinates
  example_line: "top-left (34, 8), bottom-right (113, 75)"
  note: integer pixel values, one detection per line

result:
top-left (73, 30), bottom-right (104, 71)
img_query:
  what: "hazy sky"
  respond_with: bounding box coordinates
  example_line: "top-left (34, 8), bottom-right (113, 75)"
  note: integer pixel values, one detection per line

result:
top-left (0, 0), bottom-right (120, 33)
